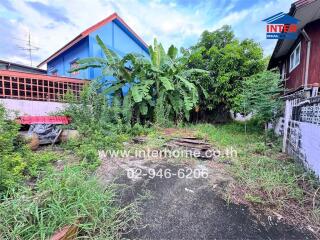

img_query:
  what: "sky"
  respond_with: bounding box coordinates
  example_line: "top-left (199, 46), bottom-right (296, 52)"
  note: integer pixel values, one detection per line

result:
top-left (0, 0), bottom-right (293, 67)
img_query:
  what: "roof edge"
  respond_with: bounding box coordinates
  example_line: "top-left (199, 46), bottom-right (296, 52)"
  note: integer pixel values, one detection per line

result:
top-left (37, 34), bottom-right (84, 67)
top-left (268, 2), bottom-right (297, 69)
top-left (37, 12), bottom-right (148, 68)
top-left (0, 59), bottom-right (46, 72)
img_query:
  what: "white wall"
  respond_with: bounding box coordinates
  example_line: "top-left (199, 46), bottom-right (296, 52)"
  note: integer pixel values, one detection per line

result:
top-left (230, 110), bottom-right (253, 122)
top-left (0, 99), bottom-right (67, 118)
top-left (298, 122), bottom-right (320, 176)
top-left (287, 120), bottom-right (320, 177)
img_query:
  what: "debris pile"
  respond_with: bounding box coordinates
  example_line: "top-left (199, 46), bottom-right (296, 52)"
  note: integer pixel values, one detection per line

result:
top-left (164, 137), bottom-right (217, 160)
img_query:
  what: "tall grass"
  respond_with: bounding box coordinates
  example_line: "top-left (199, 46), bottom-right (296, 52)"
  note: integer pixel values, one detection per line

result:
top-left (194, 122), bottom-right (318, 206)
top-left (0, 167), bottom-right (139, 240)
top-left (193, 122), bottom-right (320, 232)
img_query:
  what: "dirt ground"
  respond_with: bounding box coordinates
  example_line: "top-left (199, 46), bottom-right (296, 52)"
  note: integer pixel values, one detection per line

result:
top-left (96, 135), bottom-right (315, 240)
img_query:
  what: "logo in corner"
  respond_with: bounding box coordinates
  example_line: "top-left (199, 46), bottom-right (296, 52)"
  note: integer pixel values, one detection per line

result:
top-left (263, 12), bottom-right (300, 40)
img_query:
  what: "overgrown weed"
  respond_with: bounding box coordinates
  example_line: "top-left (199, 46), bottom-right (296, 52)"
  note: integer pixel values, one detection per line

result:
top-left (0, 166), bottom-right (140, 240)
top-left (194, 122), bottom-right (320, 231)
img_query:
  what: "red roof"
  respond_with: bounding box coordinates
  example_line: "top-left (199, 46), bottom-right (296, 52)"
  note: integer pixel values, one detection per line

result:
top-left (37, 13), bottom-right (148, 67)
top-left (17, 116), bottom-right (71, 125)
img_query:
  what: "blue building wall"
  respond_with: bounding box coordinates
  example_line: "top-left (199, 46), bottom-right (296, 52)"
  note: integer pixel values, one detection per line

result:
top-left (47, 19), bottom-right (149, 82)
top-left (47, 38), bottom-right (90, 79)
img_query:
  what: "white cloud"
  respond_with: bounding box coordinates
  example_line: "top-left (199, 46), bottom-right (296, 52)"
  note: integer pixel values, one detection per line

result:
top-left (211, 9), bottom-right (250, 29)
top-left (210, 0), bottom-right (292, 56)
top-left (1, 0), bottom-right (209, 66)
top-left (0, 0), bottom-right (293, 66)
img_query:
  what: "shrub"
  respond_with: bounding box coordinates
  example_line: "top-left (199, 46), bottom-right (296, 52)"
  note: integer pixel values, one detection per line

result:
top-left (0, 105), bottom-right (25, 192)
top-left (129, 123), bottom-right (154, 136)
top-left (61, 83), bottom-right (157, 168)
top-left (0, 104), bottom-right (59, 193)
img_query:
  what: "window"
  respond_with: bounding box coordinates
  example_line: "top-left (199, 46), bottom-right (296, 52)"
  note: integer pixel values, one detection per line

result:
top-left (289, 42), bottom-right (301, 72)
top-left (70, 60), bottom-right (79, 76)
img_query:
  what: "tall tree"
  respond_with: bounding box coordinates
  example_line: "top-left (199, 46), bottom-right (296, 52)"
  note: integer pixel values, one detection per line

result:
top-left (183, 25), bottom-right (265, 122)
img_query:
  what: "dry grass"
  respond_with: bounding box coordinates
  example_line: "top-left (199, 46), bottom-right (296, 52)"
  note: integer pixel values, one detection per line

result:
top-left (193, 123), bottom-right (320, 236)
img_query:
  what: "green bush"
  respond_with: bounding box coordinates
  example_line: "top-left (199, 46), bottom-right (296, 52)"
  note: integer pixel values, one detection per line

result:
top-left (62, 130), bottom-right (130, 170)
top-left (129, 123), bottom-right (154, 136)
top-left (0, 104), bottom-right (59, 193)
top-left (0, 167), bottom-right (138, 240)
top-left (61, 83), bottom-right (157, 168)
top-left (0, 105), bottom-right (25, 192)
top-left (0, 154), bottom-right (26, 192)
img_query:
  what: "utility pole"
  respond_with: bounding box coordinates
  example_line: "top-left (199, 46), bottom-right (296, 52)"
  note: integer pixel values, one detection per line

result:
top-left (16, 32), bottom-right (40, 66)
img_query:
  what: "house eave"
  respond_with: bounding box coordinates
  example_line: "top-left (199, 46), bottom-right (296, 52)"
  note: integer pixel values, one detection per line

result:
top-left (268, 0), bottom-right (320, 69)
top-left (0, 59), bottom-right (47, 73)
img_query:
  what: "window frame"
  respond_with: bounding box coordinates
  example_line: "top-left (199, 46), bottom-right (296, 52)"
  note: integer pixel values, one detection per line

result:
top-left (70, 58), bottom-right (80, 76)
top-left (281, 62), bottom-right (286, 80)
top-left (289, 42), bottom-right (301, 72)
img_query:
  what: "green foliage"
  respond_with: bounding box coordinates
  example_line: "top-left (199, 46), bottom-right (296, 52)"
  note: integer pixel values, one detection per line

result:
top-left (0, 104), bottom-right (20, 155)
top-left (146, 39), bottom-right (207, 123)
top-left (73, 36), bottom-right (208, 126)
top-left (0, 167), bottom-right (138, 240)
top-left (244, 194), bottom-right (264, 204)
top-left (62, 82), bottom-right (157, 167)
top-left (64, 82), bottom-right (125, 136)
top-left (183, 25), bottom-right (265, 117)
top-left (130, 123), bottom-right (155, 136)
top-left (233, 70), bottom-right (283, 125)
top-left (0, 154), bottom-right (26, 192)
top-left (65, 133), bottom-right (129, 169)
top-left (0, 106), bottom-right (24, 190)
top-left (0, 104), bottom-right (59, 193)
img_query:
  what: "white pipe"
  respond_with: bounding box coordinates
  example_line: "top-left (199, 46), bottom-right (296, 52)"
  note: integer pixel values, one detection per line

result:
top-left (302, 29), bottom-right (311, 90)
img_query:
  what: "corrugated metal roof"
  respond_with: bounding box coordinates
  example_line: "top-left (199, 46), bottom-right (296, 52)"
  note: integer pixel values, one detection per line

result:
top-left (0, 59), bottom-right (46, 73)
top-left (17, 116), bottom-right (71, 124)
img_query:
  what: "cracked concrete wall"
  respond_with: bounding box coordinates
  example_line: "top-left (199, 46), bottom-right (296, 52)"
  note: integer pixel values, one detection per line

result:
top-left (287, 120), bottom-right (320, 177)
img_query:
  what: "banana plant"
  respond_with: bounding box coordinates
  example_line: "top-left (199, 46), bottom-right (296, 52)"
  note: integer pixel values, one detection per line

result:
top-left (73, 36), bottom-right (134, 100)
top-left (71, 35), bottom-right (150, 123)
top-left (146, 38), bottom-right (208, 121)
top-left (72, 35), bottom-right (208, 124)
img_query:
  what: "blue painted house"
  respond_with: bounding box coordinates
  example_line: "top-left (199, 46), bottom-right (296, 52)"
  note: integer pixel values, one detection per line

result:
top-left (38, 13), bottom-right (149, 80)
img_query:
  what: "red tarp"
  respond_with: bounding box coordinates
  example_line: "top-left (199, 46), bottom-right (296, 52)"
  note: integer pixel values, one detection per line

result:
top-left (17, 116), bottom-right (71, 125)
